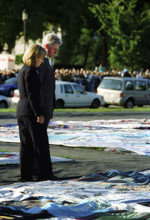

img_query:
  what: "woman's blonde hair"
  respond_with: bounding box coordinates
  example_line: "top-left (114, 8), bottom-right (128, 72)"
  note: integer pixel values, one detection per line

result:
top-left (23, 44), bottom-right (46, 67)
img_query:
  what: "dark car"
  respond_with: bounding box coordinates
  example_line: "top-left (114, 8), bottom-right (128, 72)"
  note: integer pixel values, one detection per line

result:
top-left (0, 95), bottom-right (11, 108)
top-left (0, 77), bottom-right (18, 97)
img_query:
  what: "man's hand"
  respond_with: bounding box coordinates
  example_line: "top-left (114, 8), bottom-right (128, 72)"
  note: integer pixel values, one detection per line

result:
top-left (37, 115), bottom-right (44, 124)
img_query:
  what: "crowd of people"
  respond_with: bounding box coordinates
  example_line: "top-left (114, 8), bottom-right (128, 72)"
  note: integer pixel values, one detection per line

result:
top-left (0, 69), bottom-right (19, 83)
top-left (1, 63), bottom-right (150, 93)
top-left (54, 67), bottom-right (150, 92)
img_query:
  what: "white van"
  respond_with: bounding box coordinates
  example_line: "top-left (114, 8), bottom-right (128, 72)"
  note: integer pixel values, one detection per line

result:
top-left (97, 77), bottom-right (150, 108)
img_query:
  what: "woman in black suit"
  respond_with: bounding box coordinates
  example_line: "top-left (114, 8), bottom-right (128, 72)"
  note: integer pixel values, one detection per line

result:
top-left (17, 44), bottom-right (52, 182)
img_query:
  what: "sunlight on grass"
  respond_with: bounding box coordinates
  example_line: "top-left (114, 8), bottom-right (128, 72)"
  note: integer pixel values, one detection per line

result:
top-left (0, 109), bottom-right (16, 113)
top-left (1, 106), bottom-right (150, 113)
top-left (54, 107), bottom-right (150, 112)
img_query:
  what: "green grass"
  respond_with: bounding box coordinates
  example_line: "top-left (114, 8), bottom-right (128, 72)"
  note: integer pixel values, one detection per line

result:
top-left (54, 107), bottom-right (150, 112)
top-left (0, 108), bottom-right (16, 113)
top-left (0, 106), bottom-right (150, 113)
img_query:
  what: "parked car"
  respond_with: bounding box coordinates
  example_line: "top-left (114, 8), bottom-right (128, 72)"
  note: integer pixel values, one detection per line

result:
top-left (97, 76), bottom-right (150, 108)
top-left (11, 88), bottom-right (19, 104)
top-left (0, 77), bottom-right (18, 97)
top-left (55, 81), bottom-right (105, 108)
top-left (0, 95), bottom-right (11, 108)
top-left (12, 81), bottom-right (105, 108)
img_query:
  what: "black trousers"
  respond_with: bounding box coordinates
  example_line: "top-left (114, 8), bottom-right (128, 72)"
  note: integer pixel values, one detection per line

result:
top-left (17, 116), bottom-right (53, 181)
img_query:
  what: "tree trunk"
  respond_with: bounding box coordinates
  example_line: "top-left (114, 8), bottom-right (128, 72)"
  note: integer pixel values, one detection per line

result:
top-left (100, 30), bottom-right (108, 69)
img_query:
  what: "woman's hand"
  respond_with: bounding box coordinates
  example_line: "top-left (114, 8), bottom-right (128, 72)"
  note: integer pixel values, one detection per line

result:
top-left (37, 115), bottom-right (44, 124)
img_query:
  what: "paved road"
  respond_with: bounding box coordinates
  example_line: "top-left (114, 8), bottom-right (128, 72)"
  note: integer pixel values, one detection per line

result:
top-left (7, 99), bottom-right (150, 123)
top-left (0, 110), bottom-right (150, 125)
top-left (53, 110), bottom-right (150, 121)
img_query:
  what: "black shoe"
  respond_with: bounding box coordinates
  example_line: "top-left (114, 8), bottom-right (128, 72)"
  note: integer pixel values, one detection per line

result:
top-left (40, 175), bottom-right (60, 181)
top-left (50, 175), bottom-right (60, 181)
top-left (21, 178), bottom-right (33, 182)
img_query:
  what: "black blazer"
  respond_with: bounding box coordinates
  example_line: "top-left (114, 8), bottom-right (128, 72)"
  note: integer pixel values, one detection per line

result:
top-left (17, 64), bottom-right (43, 117)
top-left (38, 57), bottom-right (55, 120)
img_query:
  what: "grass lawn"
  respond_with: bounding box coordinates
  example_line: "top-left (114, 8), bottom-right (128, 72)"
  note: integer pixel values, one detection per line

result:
top-left (0, 106), bottom-right (150, 113)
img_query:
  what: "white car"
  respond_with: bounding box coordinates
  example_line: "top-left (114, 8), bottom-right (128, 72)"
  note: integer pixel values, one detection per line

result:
top-left (55, 81), bottom-right (105, 108)
top-left (0, 95), bottom-right (11, 108)
top-left (12, 81), bottom-right (105, 108)
top-left (11, 89), bottom-right (20, 104)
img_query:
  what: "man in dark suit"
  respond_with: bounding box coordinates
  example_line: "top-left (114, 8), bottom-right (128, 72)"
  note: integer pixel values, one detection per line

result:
top-left (37, 33), bottom-right (62, 180)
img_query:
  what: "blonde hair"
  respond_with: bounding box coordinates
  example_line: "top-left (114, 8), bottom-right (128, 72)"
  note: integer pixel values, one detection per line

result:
top-left (23, 44), bottom-right (46, 67)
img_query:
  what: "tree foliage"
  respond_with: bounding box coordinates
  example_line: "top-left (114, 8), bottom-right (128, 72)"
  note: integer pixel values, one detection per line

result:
top-left (0, 0), bottom-right (150, 71)
top-left (89, 0), bottom-right (150, 70)
top-left (0, 0), bottom-right (23, 53)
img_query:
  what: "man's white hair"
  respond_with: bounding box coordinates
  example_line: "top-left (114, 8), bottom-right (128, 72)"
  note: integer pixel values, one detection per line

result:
top-left (42, 33), bottom-right (62, 47)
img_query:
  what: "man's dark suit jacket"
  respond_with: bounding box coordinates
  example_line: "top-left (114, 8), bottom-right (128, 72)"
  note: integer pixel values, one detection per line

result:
top-left (38, 57), bottom-right (55, 122)
top-left (17, 64), bottom-right (43, 117)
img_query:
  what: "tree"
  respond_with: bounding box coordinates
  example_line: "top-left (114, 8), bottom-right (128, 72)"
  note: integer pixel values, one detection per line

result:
top-left (0, 0), bottom-right (105, 69)
top-left (0, 0), bottom-right (23, 53)
top-left (0, 0), bottom-right (56, 53)
top-left (90, 0), bottom-right (150, 70)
